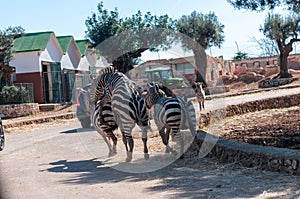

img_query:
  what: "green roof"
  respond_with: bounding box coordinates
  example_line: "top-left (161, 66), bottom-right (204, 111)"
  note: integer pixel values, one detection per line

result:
top-left (13, 31), bottom-right (54, 52)
top-left (75, 39), bottom-right (89, 56)
top-left (57, 36), bottom-right (73, 53)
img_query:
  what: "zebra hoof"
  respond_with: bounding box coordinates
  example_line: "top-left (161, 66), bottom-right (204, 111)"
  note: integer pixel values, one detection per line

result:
top-left (125, 152), bottom-right (133, 162)
top-left (171, 150), bottom-right (178, 157)
top-left (108, 152), bottom-right (117, 157)
top-left (165, 147), bottom-right (170, 153)
top-left (144, 153), bottom-right (149, 160)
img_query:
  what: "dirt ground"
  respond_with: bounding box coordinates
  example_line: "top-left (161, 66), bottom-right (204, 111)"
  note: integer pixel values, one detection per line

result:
top-left (221, 105), bottom-right (300, 149)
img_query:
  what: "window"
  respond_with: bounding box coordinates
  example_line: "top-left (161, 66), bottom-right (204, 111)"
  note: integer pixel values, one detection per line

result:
top-left (253, 61), bottom-right (260, 67)
top-left (176, 63), bottom-right (194, 75)
top-left (241, 63), bottom-right (248, 67)
top-left (273, 60), bottom-right (278, 65)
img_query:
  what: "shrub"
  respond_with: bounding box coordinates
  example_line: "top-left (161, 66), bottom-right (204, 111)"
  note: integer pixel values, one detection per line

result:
top-left (0, 86), bottom-right (31, 104)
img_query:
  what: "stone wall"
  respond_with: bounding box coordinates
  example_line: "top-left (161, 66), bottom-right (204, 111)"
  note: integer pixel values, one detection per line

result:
top-left (0, 103), bottom-right (40, 118)
top-left (196, 92), bottom-right (300, 175)
top-left (198, 93), bottom-right (300, 128)
top-left (196, 131), bottom-right (300, 175)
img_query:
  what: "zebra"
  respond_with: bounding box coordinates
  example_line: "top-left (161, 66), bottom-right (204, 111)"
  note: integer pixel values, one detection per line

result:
top-left (142, 83), bottom-right (197, 158)
top-left (80, 84), bottom-right (115, 157)
top-left (92, 66), bottom-right (149, 162)
top-left (192, 82), bottom-right (205, 111)
top-left (92, 91), bottom-right (118, 157)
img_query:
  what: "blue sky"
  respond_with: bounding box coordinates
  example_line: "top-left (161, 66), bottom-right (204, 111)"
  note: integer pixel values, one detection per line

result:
top-left (0, 0), bottom-right (288, 59)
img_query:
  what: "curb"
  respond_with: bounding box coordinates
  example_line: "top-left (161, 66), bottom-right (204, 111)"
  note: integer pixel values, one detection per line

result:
top-left (197, 130), bottom-right (300, 175)
top-left (2, 112), bottom-right (76, 129)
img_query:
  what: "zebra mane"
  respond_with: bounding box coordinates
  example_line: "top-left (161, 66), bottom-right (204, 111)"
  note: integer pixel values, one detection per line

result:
top-left (90, 66), bottom-right (117, 106)
top-left (97, 66), bottom-right (117, 76)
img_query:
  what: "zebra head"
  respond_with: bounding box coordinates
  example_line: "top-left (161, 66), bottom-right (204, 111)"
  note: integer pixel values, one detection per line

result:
top-left (142, 83), bottom-right (166, 109)
top-left (91, 66), bottom-right (117, 105)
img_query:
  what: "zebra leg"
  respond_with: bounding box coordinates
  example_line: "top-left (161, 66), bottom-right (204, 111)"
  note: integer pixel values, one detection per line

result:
top-left (179, 133), bottom-right (185, 159)
top-left (141, 126), bottom-right (149, 160)
top-left (95, 126), bottom-right (114, 157)
top-left (159, 128), bottom-right (177, 156)
top-left (165, 128), bottom-right (171, 153)
top-left (122, 133), bottom-right (129, 152)
top-left (199, 102), bottom-right (202, 111)
top-left (122, 132), bottom-right (134, 162)
top-left (109, 131), bottom-right (118, 155)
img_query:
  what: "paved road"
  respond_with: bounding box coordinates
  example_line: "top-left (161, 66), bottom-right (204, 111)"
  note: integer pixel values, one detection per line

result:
top-left (192, 87), bottom-right (300, 111)
top-left (1, 87), bottom-right (300, 199)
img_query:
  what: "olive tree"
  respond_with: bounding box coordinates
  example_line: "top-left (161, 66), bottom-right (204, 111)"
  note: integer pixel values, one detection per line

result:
top-left (85, 2), bottom-right (174, 73)
top-left (175, 11), bottom-right (225, 85)
top-left (260, 13), bottom-right (300, 78)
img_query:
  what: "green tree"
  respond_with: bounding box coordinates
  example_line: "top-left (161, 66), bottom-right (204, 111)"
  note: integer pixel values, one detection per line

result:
top-left (228, 0), bottom-right (300, 78)
top-left (228, 0), bottom-right (300, 12)
top-left (175, 11), bottom-right (225, 85)
top-left (0, 26), bottom-right (24, 88)
top-left (260, 13), bottom-right (300, 78)
top-left (85, 2), bottom-right (174, 73)
top-left (232, 51), bottom-right (248, 60)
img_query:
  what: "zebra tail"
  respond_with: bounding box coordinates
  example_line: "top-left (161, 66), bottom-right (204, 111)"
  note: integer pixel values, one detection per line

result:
top-left (184, 99), bottom-right (197, 138)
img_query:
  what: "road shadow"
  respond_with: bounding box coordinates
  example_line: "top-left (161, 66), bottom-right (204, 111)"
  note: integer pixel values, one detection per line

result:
top-left (44, 156), bottom-right (300, 198)
top-left (44, 158), bottom-right (166, 184)
top-left (59, 127), bottom-right (96, 134)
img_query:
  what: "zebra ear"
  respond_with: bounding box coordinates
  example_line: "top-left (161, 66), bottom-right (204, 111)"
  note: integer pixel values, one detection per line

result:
top-left (147, 82), bottom-right (154, 88)
top-left (154, 83), bottom-right (160, 92)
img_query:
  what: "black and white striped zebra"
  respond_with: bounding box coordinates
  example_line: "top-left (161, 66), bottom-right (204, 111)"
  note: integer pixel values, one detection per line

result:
top-left (92, 66), bottom-right (149, 162)
top-left (142, 83), bottom-right (197, 158)
top-left (78, 84), bottom-right (118, 157)
top-left (92, 91), bottom-right (118, 157)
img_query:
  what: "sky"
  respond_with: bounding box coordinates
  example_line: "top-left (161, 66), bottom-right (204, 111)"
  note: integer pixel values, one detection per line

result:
top-left (0, 0), bottom-right (293, 60)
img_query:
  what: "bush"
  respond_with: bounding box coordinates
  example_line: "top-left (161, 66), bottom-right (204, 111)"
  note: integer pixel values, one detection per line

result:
top-left (0, 86), bottom-right (31, 104)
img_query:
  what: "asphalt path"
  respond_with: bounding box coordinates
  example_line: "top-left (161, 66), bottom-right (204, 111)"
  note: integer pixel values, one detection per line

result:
top-left (1, 87), bottom-right (300, 199)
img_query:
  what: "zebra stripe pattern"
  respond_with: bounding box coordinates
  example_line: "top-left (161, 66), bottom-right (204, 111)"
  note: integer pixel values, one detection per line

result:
top-left (92, 95), bottom-right (118, 157)
top-left (80, 85), bottom-right (115, 156)
top-left (142, 83), bottom-right (197, 158)
top-left (93, 66), bottom-right (149, 162)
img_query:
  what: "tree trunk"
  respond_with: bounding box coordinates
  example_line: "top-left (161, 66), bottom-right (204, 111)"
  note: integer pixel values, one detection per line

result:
top-left (193, 47), bottom-right (207, 87)
top-left (278, 52), bottom-right (292, 78)
top-left (276, 41), bottom-right (292, 79)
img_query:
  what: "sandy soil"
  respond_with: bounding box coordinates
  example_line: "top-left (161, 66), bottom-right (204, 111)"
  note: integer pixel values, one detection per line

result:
top-left (222, 105), bottom-right (300, 149)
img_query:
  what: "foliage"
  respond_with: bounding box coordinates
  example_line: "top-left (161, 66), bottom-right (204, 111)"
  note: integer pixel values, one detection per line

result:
top-left (228, 0), bottom-right (300, 78)
top-left (176, 11), bottom-right (225, 50)
top-left (175, 11), bottom-right (225, 84)
top-left (260, 13), bottom-right (300, 77)
top-left (227, 0), bottom-right (300, 12)
top-left (232, 51), bottom-right (248, 60)
top-left (0, 26), bottom-right (24, 89)
top-left (0, 26), bottom-right (25, 64)
top-left (85, 2), bottom-right (175, 73)
top-left (0, 86), bottom-right (32, 105)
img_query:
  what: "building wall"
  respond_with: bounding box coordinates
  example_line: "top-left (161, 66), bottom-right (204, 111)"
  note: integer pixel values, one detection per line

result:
top-left (10, 51), bottom-right (40, 73)
top-left (232, 53), bottom-right (300, 71)
top-left (61, 41), bottom-right (81, 70)
top-left (232, 56), bottom-right (279, 68)
top-left (40, 35), bottom-right (63, 64)
top-left (15, 72), bottom-right (44, 103)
